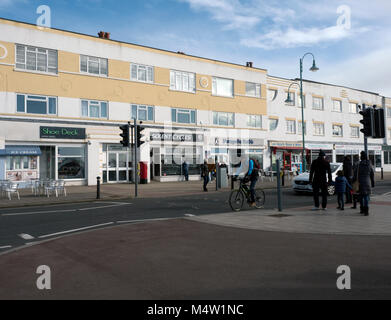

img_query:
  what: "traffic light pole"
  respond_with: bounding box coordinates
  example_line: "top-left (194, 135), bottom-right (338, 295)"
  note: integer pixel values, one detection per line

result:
top-left (363, 104), bottom-right (368, 156)
top-left (134, 119), bottom-right (138, 198)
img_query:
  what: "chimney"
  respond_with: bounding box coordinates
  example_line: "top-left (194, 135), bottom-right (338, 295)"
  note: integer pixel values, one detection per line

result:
top-left (104, 32), bottom-right (110, 39)
top-left (177, 51), bottom-right (185, 55)
top-left (246, 62), bottom-right (253, 68)
top-left (98, 31), bottom-right (110, 39)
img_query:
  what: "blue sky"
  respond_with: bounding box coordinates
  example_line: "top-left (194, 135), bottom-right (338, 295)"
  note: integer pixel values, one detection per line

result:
top-left (1, 0), bottom-right (391, 96)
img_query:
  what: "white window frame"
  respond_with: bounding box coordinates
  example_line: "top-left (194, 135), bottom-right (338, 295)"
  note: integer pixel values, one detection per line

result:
top-left (298, 121), bottom-right (306, 135)
top-left (16, 94), bottom-right (57, 115)
top-left (80, 55), bottom-right (108, 76)
top-left (267, 89), bottom-right (278, 101)
top-left (314, 123), bottom-right (325, 136)
top-left (212, 77), bottom-right (234, 98)
top-left (350, 126), bottom-right (360, 138)
top-left (171, 108), bottom-right (196, 124)
top-left (213, 111), bottom-right (235, 127)
top-left (332, 100), bottom-right (342, 112)
top-left (15, 44), bottom-right (58, 74)
top-left (286, 120), bottom-right (296, 134)
top-left (131, 64), bottom-right (154, 83)
top-left (349, 103), bottom-right (360, 114)
top-left (269, 118), bottom-right (279, 131)
top-left (245, 82), bottom-right (261, 98)
top-left (131, 104), bottom-right (154, 122)
top-left (247, 115), bottom-right (262, 128)
top-left (81, 100), bottom-right (108, 119)
top-left (332, 125), bottom-right (344, 137)
top-left (169, 70), bottom-right (195, 93)
top-left (312, 97), bottom-right (324, 110)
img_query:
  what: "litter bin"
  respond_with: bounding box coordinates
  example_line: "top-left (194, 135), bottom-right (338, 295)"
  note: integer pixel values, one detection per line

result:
top-left (217, 167), bottom-right (228, 188)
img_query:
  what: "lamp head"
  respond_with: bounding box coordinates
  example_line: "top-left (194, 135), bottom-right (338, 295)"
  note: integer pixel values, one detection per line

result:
top-left (310, 60), bottom-right (319, 72)
top-left (285, 92), bottom-right (293, 104)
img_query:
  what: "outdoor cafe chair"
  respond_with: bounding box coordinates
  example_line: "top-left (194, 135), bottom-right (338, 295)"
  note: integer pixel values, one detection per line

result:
top-left (44, 180), bottom-right (58, 198)
top-left (4, 182), bottom-right (20, 200)
top-left (55, 180), bottom-right (67, 197)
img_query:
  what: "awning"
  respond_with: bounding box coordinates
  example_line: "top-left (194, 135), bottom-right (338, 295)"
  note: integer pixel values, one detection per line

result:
top-left (0, 146), bottom-right (42, 156)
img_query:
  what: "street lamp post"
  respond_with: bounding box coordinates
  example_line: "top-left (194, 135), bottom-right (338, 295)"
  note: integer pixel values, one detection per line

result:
top-left (286, 53), bottom-right (319, 172)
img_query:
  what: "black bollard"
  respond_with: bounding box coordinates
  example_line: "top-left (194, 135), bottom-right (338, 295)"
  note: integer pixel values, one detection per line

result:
top-left (96, 176), bottom-right (101, 200)
top-left (381, 168), bottom-right (384, 180)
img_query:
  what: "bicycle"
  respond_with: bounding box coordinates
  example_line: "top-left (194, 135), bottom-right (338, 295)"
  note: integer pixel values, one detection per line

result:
top-left (229, 176), bottom-right (266, 212)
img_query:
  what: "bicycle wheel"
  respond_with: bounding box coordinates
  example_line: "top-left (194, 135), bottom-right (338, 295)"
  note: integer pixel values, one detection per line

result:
top-left (229, 190), bottom-right (245, 212)
top-left (254, 189), bottom-right (266, 209)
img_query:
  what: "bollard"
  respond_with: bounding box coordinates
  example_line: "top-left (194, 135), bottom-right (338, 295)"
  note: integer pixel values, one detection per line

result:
top-left (96, 176), bottom-right (101, 200)
top-left (231, 175), bottom-right (234, 190)
top-left (276, 160), bottom-right (283, 212)
top-left (281, 170), bottom-right (285, 187)
top-left (381, 168), bottom-right (384, 180)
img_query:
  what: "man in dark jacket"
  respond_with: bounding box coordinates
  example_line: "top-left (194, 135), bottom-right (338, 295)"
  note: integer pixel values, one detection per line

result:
top-left (201, 160), bottom-right (209, 192)
top-left (343, 156), bottom-right (353, 203)
top-left (309, 150), bottom-right (332, 211)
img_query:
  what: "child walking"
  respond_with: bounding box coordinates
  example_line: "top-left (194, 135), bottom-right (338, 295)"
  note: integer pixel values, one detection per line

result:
top-left (335, 170), bottom-right (353, 211)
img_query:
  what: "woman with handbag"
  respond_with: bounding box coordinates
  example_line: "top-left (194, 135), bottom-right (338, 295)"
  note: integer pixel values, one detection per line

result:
top-left (352, 151), bottom-right (375, 216)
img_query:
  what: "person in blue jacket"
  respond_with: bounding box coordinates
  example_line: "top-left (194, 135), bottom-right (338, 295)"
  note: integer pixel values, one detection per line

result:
top-left (335, 170), bottom-right (353, 210)
top-left (235, 157), bottom-right (260, 207)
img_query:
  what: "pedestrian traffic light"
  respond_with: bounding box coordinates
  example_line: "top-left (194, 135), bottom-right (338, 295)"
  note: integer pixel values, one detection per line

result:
top-left (136, 125), bottom-right (146, 147)
top-left (237, 149), bottom-right (242, 158)
top-left (120, 124), bottom-right (130, 147)
top-left (359, 107), bottom-right (374, 137)
top-left (373, 107), bottom-right (386, 139)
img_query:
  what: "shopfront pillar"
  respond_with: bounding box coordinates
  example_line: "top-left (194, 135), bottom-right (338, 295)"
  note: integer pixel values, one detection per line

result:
top-left (87, 140), bottom-right (100, 186)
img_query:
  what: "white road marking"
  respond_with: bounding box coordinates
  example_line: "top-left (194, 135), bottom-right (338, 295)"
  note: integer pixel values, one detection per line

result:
top-left (2, 209), bottom-right (77, 217)
top-left (18, 233), bottom-right (35, 240)
top-left (0, 246), bottom-right (12, 250)
top-left (382, 191), bottom-right (391, 196)
top-left (184, 214), bottom-right (195, 217)
top-left (38, 222), bottom-right (115, 239)
top-left (78, 204), bottom-right (129, 211)
top-left (117, 217), bottom-right (177, 224)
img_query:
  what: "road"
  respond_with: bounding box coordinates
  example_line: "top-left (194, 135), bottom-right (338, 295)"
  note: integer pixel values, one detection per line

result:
top-left (1, 181), bottom-right (391, 251)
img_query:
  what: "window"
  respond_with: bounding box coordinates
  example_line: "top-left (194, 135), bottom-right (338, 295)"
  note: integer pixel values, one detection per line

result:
top-left (349, 103), bottom-right (359, 114)
top-left (351, 126), bottom-right (360, 138)
top-left (17, 94), bottom-right (57, 115)
top-left (132, 105), bottom-right (154, 121)
top-left (131, 64), bottom-right (154, 83)
top-left (58, 147), bottom-right (86, 180)
top-left (248, 115), bottom-right (262, 128)
top-left (213, 112), bottom-right (235, 126)
top-left (267, 89), bottom-right (278, 101)
top-left (172, 108), bottom-right (196, 124)
top-left (313, 97), bottom-right (324, 110)
top-left (298, 122), bottom-right (306, 135)
top-left (6, 156), bottom-right (38, 171)
top-left (389, 129), bottom-right (391, 139)
top-left (212, 77), bottom-right (233, 97)
top-left (80, 55), bottom-right (108, 76)
top-left (269, 119), bottom-right (279, 131)
top-left (81, 100), bottom-right (108, 119)
top-left (285, 92), bottom-right (296, 106)
top-left (298, 94), bottom-right (306, 108)
top-left (246, 82), bottom-right (261, 98)
top-left (332, 100), bottom-right (342, 112)
top-left (314, 123), bottom-right (325, 136)
top-left (385, 151), bottom-right (391, 165)
top-left (16, 44), bottom-right (57, 74)
top-left (333, 125), bottom-right (343, 137)
top-left (170, 70), bottom-right (195, 92)
top-left (286, 120), bottom-right (296, 134)
top-left (387, 108), bottom-right (391, 118)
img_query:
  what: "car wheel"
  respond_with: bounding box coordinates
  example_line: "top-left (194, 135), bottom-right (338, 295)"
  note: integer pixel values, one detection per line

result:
top-left (328, 185), bottom-right (335, 196)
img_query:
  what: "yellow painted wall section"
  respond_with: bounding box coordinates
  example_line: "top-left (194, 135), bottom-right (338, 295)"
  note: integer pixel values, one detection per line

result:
top-left (109, 59), bottom-right (130, 80)
top-left (235, 80), bottom-right (245, 96)
top-left (0, 64), bottom-right (266, 115)
top-left (58, 51), bottom-right (79, 73)
top-left (0, 41), bottom-right (15, 65)
top-left (155, 67), bottom-right (169, 85)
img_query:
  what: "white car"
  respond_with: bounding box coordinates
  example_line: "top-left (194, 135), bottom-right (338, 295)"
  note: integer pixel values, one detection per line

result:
top-left (292, 163), bottom-right (343, 196)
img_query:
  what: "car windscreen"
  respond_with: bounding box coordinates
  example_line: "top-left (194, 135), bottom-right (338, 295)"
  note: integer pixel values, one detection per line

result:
top-left (331, 164), bottom-right (340, 173)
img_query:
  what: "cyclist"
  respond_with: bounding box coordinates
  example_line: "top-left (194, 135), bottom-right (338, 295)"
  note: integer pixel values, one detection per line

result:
top-left (235, 157), bottom-right (260, 207)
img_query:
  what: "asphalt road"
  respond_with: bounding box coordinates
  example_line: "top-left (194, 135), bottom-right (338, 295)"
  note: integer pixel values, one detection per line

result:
top-left (1, 181), bottom-right (390, 251)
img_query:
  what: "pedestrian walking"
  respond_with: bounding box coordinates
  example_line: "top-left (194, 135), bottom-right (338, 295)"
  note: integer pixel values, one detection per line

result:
top-left (343, 156), bottom-right (353, 204)
top-left (335, 170), bottom-right (352, 210)
top-left (201, 160), bottom-right (210, 192)
top-left (182, 159), bottom-right (189, 182)
top-left (309, 150), bottom-right (332, 211)
top-left (352, 151), bottom-right (375, 216)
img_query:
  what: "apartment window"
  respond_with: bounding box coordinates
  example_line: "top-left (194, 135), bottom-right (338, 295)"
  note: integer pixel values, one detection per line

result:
top-left (384, 151), bottom-right (391, 165)
top-left (387, 107), bottom-right (391, 118)
top-left (80, 55), bottom-right (108, 76)
top-left (286, 92), bottom-right (296, 106)
top-left (17, 94), bottom-right (57, 115)
top-left (248, 115), bottom-right (262, 128)
top-left (212, 77), bottom-right (234, 97)
top-left (286, 120), bottom-right (296, 134)
top-left (298, 122), bottom-right (306, 135)
top-left (269, 119), bottom-right (279, 131)
top-left (332, 100), bottom-right (342, 112)
top-left (170, 70), bottom-right (195, 93)
top-left (246, 82), bottom-right (261, 98)
top-left (351, 126), bottom-right (360, 138)
top-left (132, 105), bottom-right (154, 121)
top-left (298, 94), bottom-right (306, 108)
top-left (389, 129), bottom-right (391, 139)
top-left (313, 97), bottom-right (324, 110)
top-left (172, 108), bottom-right (196, 124)
top-left (349, 103), bottom-right (360, 114)
top-left (81, 100), bottom-right (108, 119)
top-left (314, 123), bottom-right (325, 136)
top-left (267, 89), bottom-right (278, 101)
top-left (16, 44), bottom-right (58, 74)
top-left (213, 112), bottom-right (235, 126)
top-left (333, 125), bottom-right (343, 137)
top-left (131, 64), bottom-right (154, 83)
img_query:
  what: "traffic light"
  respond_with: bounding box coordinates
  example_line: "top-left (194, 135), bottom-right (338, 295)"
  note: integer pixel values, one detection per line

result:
top-left (136, 125), bottom-right (146, 147)
top-left (373, 108), bottom-right (386, 139)
top-left (359, 107), bottom-right (374, 137)
top-left (120, 125), bottom-right (130, 147)
top-left (237, 149), bottom-right (242, 158)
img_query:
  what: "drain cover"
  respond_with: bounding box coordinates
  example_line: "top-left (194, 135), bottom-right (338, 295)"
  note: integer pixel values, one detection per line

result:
top-left (268, 214), bottom-right (292, 218)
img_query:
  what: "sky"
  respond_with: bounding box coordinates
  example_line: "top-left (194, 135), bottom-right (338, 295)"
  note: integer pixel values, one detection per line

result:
top-left (1, 0), bottom-right (390, 97)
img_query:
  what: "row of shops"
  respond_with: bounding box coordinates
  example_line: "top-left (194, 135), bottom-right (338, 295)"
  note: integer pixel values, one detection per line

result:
top-left (0, 121), bottom-right (388, 186)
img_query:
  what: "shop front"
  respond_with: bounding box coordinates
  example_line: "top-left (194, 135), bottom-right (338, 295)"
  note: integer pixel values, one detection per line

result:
top-left (335, 144), bottom-right (382, 170)
top-left (269, 141), bottom-right (305, 173)
top-left (101, 144), bottom-right (133, 184)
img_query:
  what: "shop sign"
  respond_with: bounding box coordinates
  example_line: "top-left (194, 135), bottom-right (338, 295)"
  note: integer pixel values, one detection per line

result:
top-left (213, 137), bottom-right (264, 147)
top-left (269, 141), bottom-right (302, 148)
top-left (307, 143), bottom-right (334, 150)
top-left (150, 132), bottom-right (204, 142)
top-left (40, 127), bottom-right (86, 140)
top-left (383, 145), bottom-right (391, 151)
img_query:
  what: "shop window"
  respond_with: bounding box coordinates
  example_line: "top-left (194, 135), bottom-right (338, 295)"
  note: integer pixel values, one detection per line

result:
top-left (81, 100), bottom-right (108, 119)
top-left (170, 70), bottom-right (195, 93)
top-left (269, 119), bottom-right (279, 131)
top-left (161, 147), bottom-right (202, 176)
top-left (212, 77), bottom-right (234, 97)
top-left (16, 94), bottom-right (57, 115)
top-left (80, 55), bottom-right (108, 76)
top-left (245, 82), bottom-right (261, 98)
top-left (132, 105), bottom-right (154, 121)
top-left (131, 64), bottom-right (154, 83)
top-left (58, 147), bottom-right (86, 180)
top-left (16, 44), bottom-right (58, 74)
top-left (172, 108), bottom-right (196, 124)
top-left (213, 112), bottom-right (234, 127)
top-left (384, 151), bottom-right (391, 165)
top-left (6, 156), bottom-right (38, 180)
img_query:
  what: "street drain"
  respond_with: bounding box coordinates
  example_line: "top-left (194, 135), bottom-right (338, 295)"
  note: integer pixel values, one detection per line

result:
top-left (268, 214), bottom-right (292, 218)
